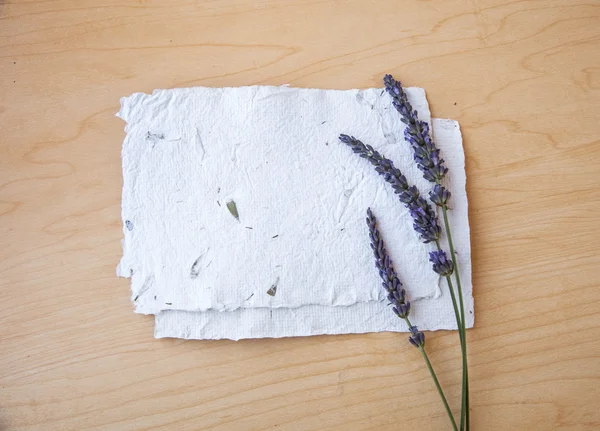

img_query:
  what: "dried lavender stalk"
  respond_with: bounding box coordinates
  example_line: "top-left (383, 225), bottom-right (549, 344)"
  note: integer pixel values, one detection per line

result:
top-left (366, 208), bottom-right (457, 430)
top-left (384, 73), bottom-right (469, 431)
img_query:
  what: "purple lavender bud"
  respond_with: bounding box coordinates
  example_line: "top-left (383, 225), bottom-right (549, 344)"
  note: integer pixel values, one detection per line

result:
top-left (339, 134), bottom-right (353, 144)
top-left (429, 184), bottom-right (451, 207)
top-left (398, 185), bottom-right (420, 205)
top-left (408, 325), bottom-right (425, 348)
top-left (393, 301), bottom-right (411, 319)
top-left (429, 250), bottom-right (454, 276)
top-left (385, 74), bottom-right (448, 183)
top-left (388, 288), bottom-right (406, 303)
top-left (341, 135), bottom-right (441, 244)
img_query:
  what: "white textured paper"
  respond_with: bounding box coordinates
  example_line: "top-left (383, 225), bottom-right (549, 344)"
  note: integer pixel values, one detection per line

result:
top-left (118, 86), bottom-right (442, 315)
top-left (154, 119), bottom-right (474, 340)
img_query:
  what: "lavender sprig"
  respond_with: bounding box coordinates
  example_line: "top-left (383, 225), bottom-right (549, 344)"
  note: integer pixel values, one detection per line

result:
top-left (365, 208), bottom-right (457, 430)
top-left (384, 74), bottom-right (448, 183)
top-left (385, 73), bottom-right (469, 431)
top-left (340, 134), bottom-right (441, 243)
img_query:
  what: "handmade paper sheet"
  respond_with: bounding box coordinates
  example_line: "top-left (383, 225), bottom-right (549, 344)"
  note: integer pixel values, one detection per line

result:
top-left (118, 86), bottom-right (440, 313)
top-left (117, 86), bottom-right (473, 339)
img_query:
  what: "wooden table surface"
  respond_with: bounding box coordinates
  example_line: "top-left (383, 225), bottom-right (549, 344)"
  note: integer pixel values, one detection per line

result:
top-left (2, 1), bottom-right (599, 430)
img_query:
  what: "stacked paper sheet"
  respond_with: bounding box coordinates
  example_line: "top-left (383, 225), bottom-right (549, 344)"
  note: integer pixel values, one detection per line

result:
top-left (117, 85), bottom-right (473, 340)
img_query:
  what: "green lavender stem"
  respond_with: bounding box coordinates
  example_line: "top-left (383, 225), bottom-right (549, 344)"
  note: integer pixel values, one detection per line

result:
top-left (434, 240), bottom-right (466, 430)
top-left (445, 271), bottom-right (468, 431)
top-left (440, 205), bottom-right (470, 431)
top-left (405, 317), bottom-right (458, 431)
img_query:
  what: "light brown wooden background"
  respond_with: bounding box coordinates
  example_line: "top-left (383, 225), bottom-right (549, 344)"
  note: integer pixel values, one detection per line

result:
top-left (1, 0), bottom-right (599, 430)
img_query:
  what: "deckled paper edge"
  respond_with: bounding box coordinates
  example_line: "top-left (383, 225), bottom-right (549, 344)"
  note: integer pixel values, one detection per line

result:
top-left (154, 298), bottom-right (459, 341)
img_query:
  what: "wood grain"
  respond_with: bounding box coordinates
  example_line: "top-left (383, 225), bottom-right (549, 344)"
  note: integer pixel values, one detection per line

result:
top-left (1, 0), bottom-right (599, 429)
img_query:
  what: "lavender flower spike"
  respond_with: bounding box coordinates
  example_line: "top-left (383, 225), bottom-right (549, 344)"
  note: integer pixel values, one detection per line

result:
top-left (384, 74), bottom-right (448, 183)
top-left (366, 208), bottom-right (423, 346)
top-left (340, 134), bottom-right (441, 243)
